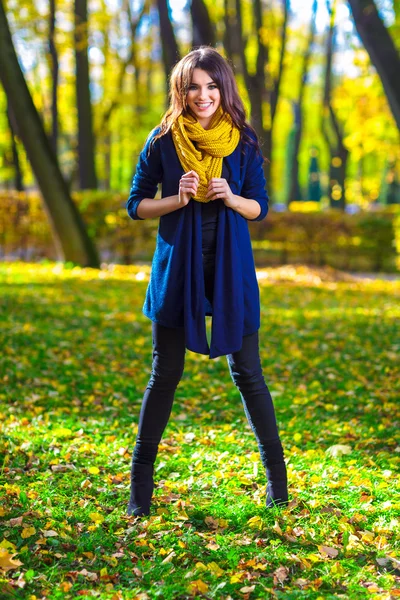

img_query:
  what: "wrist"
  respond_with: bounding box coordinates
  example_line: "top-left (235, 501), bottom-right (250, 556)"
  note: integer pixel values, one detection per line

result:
top-left (232, 194), bottom-right (241, 210)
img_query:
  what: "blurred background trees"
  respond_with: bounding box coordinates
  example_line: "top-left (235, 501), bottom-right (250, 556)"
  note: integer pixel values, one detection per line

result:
top-left (0, 0), bottom-right (399, 266)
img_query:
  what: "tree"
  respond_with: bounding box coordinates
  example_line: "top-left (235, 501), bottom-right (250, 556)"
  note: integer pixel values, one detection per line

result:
top-left (156, 0), bottom-right (180, 90)
top-left (348, 0), bottom-right (400, 131)
top-left (322, 0), bottom-right (349, 209)
top-left (74, 0), bottom-right (97, 189)
top-left (191, 0), bottom-right (216, 48)
top-left (224, 0), bottom-right (289, 188)
top-left (0, 0), bottom-right (99, 267)
top-left (286, 0), bottom-right (317, 205)
top-left (48, 0), bottom-right (59, 154)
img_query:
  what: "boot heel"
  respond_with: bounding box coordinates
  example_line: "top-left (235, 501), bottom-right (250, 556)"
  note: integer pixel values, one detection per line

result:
top-left (127, 463), bottom-right (155, 517)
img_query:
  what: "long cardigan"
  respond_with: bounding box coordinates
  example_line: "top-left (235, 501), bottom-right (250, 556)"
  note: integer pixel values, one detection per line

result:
top-left (126, 125), bottom-right (269, 359)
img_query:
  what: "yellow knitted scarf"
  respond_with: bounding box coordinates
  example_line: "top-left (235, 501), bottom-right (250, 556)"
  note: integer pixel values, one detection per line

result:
top-left (171, 106), bottom-right (240, 202)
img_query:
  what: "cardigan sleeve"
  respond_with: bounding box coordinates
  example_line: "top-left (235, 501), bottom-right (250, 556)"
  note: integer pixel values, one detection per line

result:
top-left (241, 136), bottom-right (269, 222)
top-left (126, 128), bottom-right (163, 220)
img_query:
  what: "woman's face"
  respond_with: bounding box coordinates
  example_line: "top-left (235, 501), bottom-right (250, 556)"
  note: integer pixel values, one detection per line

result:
top-left (186, 68), bottom-right (221, 129)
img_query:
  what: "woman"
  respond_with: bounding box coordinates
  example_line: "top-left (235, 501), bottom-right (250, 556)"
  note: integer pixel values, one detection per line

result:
top-left (126, 47), bottom-right (288, 516)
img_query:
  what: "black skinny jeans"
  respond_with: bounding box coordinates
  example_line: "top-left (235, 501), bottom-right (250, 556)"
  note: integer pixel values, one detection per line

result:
top-left (132, 253), bottom-right (284, 469)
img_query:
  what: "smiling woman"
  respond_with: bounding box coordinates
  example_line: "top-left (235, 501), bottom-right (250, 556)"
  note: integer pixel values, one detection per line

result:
top-left (125, 46), bottom-right (288, 518)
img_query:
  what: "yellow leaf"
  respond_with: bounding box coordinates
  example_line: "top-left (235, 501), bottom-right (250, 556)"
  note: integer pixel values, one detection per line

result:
top-left (187, 580), bottom-right (209, 594)
top-left (0, 548), bottom-right (23, 572)
top-left (361, 531), bottom-right (375, 543)
top-left (293, 433), bottom-right (302, 443)
top-left (230, 572), bottom-right (244, 583)
top-left (21, 526), bottom-right (36, 539)
top-left (195, 562), bottom-right (207, 572)
top-left (207, 561), bottom-right (224, 577)
top-left (53, 428), bottom-right (72, 438)
top-left (0, 539), bottom-right (16, 553)
top-left (88, 466), bottom-right (100, 475)
top-left (89, 512), bottom-right (104, 524)
top-left (0, 507), bottom-right (6, 517)
top-left (104, 555), bottom-right (118, 567)
top-left (247, 515), bottom-right (263, 529)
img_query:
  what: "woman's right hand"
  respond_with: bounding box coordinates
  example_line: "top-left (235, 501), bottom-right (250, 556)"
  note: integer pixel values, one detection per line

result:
top-left (178, 170), bottom-right (199, 205)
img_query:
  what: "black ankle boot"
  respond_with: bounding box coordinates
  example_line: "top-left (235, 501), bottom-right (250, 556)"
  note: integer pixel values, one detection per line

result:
top-left (266, 462), bottom-right (288, 508)
top-left (127, 462), bottom-right (154, 517)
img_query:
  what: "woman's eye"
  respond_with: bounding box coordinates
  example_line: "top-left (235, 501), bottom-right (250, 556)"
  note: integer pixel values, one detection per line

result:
top-left (209, 85), bottom-right (217, 89)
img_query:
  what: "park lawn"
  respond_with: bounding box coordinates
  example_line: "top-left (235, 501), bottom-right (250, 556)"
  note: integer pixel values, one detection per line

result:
top-left (0, 261), bottom-right (399, 600)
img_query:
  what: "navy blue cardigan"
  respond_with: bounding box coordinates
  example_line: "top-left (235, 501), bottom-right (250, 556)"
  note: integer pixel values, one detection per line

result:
top-left (126, 126), bottom-right (269, 359)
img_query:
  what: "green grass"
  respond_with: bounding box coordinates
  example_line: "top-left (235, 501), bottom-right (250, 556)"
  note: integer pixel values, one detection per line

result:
top-left (0, 262), bottom-right (399, 600)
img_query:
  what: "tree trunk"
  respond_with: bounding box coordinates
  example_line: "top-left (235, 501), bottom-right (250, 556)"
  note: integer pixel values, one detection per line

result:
top-left (156, 0), bottom-right (180, 90)
top-left (322, 0), bottom-right (348, 209)
top-left (6, 101), bottom-right (24, 191)
top-left (225, 0), bottom-right (289, 192)
top-left (287, 0), bottom-right (317, 205)
top-left (74, 0), bottom-right (97, 189)
top-left (48, 0), bottom-right (59, 155)
top-left (0, 1), bottom-right (99, 267)
top-left (191, 0), bottom-right (216, 48)
top-left (348, 0), bottom-right (400, 130)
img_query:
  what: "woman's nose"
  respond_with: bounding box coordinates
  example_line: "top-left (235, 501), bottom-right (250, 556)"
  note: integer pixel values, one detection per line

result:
top-left (197, 88), bottom-right (209, 98)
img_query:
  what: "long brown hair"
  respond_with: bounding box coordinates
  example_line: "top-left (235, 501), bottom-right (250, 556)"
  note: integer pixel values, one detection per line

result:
top-left (151, 46), bottom-right (259, 152)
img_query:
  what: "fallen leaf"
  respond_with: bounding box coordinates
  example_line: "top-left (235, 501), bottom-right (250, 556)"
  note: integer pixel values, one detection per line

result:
top-left (21, 526), bottom-right (36, 539)
top-left (89, 512), bottom-right (104, 524)
top-left (42, 530), bottom-right (58, 537)
top-left (240, 585), bottom-right (255, 593)
top-left (247, 515), bottom-right (263, 529)
top-left (205, 516), bottom-right (219, 529)
top-left (88, 466), bottom-right (100, 475)
top-left (0, 540), bottom-right (17, 553)
top-left (161, 551), bottom-right (175, 564)
top-left (273, 566), bottom-right (289, 585)
top-left (205, 540), bottom-right (220, 550)
top-left (9, 517), bottom-right (23, 527)
top-left (207, 561), bottom-right (224, 577)
top-left (318, 545), bottom-right (339, 558)
top-left (78, 568), bottom-right (98, 581)
top-left (326, 445), bottom-right (352, 458)
top-left (0, 549), bottom-right (23, 572)
top-left (188, 579), bottom-right (209, 594)
top-left (51, 464), bottom-right (75, 472)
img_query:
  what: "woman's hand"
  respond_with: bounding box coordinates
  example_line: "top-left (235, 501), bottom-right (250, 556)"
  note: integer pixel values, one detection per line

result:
top-left (179, 170), bottom-right (199, 205)
top-left (206, 178), bottom-right (238, 209)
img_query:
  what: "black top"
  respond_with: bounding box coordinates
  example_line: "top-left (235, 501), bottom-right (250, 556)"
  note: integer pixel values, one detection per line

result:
top-left (200, 160), bottom-right (230, 255)
top-left (201, 200), bottom-right (219, 255)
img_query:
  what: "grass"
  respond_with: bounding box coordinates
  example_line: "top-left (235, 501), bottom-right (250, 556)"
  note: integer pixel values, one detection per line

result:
top-left (0, 261), bottom-right (399, 600)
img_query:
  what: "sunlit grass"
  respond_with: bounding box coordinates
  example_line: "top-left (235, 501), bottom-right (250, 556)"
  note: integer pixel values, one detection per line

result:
top-left (0, 262), bottom-right (399, 599)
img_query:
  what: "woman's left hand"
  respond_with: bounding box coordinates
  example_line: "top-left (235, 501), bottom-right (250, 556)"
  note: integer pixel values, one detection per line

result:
top-left (206, 178), bottom-right (238, 209)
